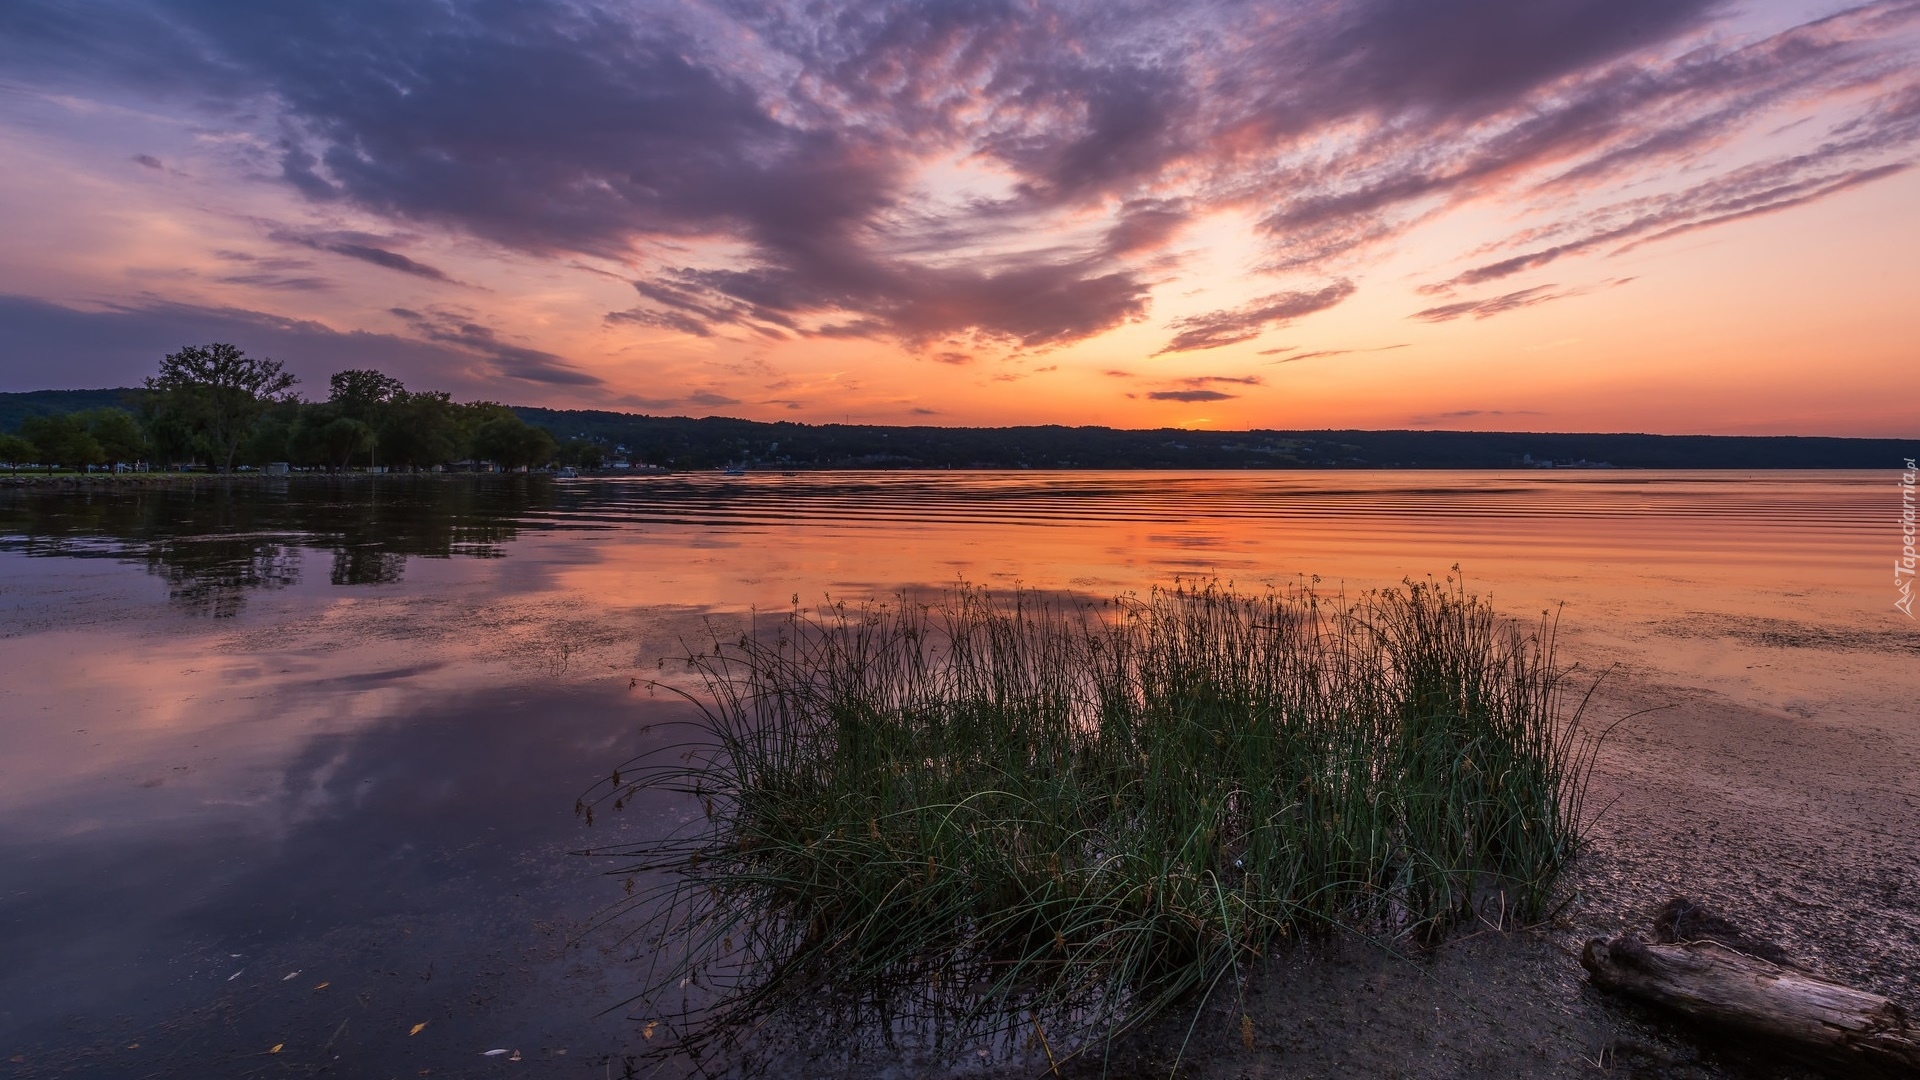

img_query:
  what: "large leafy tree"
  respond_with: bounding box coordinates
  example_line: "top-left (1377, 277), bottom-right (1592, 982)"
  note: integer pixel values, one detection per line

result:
top-left (556, 438), bottom-right (605, 469)
top-left (328, 369), bottom-right (404, 468)
top-left (0, 433), bottom-right (39, 467)
top-left (74, 407), bottom-right (149, 468)
top-left (147, 343), bottom-right (297, 473)
top-left (139, 393), bottom-right (205, 470)
top-left (19, 414), bottom-right (105, 470)
top-left (236, 399), bottom-right (302, 467)
top-left (470, 410), bottom-right (557, 470)
top-left (377, 390), bottom-right (462, 468)
top-left (317, 417), bottom-right (376, 470)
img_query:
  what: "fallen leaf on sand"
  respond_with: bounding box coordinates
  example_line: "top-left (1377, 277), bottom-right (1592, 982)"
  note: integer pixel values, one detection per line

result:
top-left (409, 1023), bottom-right (428, 1036)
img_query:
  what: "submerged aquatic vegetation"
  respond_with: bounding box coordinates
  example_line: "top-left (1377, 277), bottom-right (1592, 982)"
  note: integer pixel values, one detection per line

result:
top-left (578, 575), bottom-right (1604, 1066)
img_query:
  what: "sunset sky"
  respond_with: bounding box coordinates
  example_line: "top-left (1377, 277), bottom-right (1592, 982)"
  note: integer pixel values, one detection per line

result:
top-left (0, 0), bottom-right (1915, 435)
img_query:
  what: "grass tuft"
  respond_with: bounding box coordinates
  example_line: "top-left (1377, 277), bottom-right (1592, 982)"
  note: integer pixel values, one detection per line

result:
top-left (579, 574), bottom-right (1604, 1066)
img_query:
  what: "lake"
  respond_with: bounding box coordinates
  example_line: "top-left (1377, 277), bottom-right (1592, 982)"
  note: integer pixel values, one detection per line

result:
top-left (2, 471), bottom-right (1915, 1077)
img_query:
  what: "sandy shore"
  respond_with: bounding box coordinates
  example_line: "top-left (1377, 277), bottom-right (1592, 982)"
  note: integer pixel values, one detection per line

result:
top-left (1075, 675), bottom-right (1920, 1079)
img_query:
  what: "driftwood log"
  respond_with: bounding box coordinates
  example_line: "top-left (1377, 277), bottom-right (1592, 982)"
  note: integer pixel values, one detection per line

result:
top-left (1581, 898), bottom-right (1920, 1076)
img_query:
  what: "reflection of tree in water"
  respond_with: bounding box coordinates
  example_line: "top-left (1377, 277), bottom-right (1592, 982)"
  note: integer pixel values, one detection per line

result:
top-left (145, 536), bottom-right (302, 617)
top-left (0, 477), bottom-right (553, 615)
top-left (330, 545), bottom-right (408, 587)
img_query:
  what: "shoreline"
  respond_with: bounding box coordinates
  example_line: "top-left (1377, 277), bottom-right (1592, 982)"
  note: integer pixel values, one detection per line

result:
top-left (1, 463), bottom-right (1906, 492)
top-left (0, 470), bottom-right (539, 489)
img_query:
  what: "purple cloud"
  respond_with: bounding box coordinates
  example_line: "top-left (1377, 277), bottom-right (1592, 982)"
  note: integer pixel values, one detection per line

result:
top-left (1157, 281), bottom-right (1356, 355)
top-left (387, 307), bottom-right (602, 386)
top-left (1147, 389), bottom-right (1237, 402)
top-left (0, 0), bottom-right (1913, 371)
top-left (0, 293), bottom-right (567, 396)
top-left (1411, 285), bottom-right (1565, 322)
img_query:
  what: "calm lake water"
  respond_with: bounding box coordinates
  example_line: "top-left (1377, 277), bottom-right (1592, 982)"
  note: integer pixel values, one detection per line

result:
top-left (1, 471), bottom-right (1914, 1077)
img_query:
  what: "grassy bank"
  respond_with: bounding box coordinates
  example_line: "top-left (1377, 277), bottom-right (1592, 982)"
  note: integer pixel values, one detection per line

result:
top-left (0, 470), bottom-right (293, 488)
top-left (582, 576), bottom-right (1602, 1067)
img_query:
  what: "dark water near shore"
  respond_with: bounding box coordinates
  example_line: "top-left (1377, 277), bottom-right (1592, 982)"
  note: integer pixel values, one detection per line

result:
top-left (1, 472), bottom-right (1914, 1077)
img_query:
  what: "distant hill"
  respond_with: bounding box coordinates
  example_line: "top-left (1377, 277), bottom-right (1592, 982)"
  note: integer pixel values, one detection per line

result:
top-left (514, 405), bottom-right (1918, 471)
top-left (0, 388), bottom-right (143, 432)
top-left (4, 390), bottom-right (1911, 468)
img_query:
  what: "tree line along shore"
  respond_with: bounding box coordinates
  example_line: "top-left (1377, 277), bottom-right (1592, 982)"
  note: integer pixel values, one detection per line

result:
top-left (0, 344), bottom-right (590, 476)
top-left (3, 346), bottom-right (1917, 474)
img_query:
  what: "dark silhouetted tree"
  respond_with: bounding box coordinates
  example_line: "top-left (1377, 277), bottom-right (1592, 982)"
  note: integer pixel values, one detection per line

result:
top-left (317, 417), bottom-right (375, 470)
top-left (19, 414), bottom-right (105, 470)
top-left (377, 390), bottom-right (462, 469)
top-left (557, 438), bottom-right (605, 469)
top-left (471, 413), bottom-right (556, 470)
top-left (328, 369), bottom-right (404, 468)
top-left (0, 433), bottom-right (37, 467)
top-left (147, 343), bottom-right (298, 472)
top-left (75, 407), bottom-right (148, 468)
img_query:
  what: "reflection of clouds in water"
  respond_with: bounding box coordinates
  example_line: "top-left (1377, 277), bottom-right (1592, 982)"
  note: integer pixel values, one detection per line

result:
top-left (0, 683), bottom-right (678, 1070)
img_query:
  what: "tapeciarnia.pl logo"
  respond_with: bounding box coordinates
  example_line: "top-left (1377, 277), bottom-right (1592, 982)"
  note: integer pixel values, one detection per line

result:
top-left (1899, 457), bottom-right (1917, 618)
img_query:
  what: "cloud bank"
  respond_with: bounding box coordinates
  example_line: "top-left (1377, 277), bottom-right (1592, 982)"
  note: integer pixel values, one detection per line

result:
top-left (0, 0), bottom-right (1914, 383)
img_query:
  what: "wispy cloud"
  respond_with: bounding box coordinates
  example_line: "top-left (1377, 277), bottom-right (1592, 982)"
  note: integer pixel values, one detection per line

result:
top-left (1429, 163), bottom-right (1910, 291)
top-left (1411, 286), bottom-right (1565, 322)
top-left (1407, 408), bottom-right (1548, 426)
top-left (1138, 375), bottom-right (1263, 403)
top-left (272, 229), bottom-right (459, 284)
top-left (1157, 282), bottom-right (1355, 355)
top-left (212, 272), bottom-right (335, 292)
top-left (1147, 389), bottom-right (1237, 402)
top-left (389, 307), bottom-right (600, 386)
top-left (1412, 280), bottom-right (1632, 321)
top-left (1265, 343), bottom-right (1411, 364)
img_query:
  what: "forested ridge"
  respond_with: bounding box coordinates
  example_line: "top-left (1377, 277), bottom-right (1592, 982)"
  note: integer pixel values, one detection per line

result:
top-left (5, 386), bottom-right (1913, 471)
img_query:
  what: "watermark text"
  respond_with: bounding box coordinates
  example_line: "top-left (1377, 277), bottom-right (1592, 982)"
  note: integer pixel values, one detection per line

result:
top-left (1899, 457), bottom-right (1916, 618)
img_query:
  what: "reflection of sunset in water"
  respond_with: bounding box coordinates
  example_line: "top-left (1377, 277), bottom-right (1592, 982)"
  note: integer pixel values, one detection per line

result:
top-left (532, 471), bottom-right (1910, 724)
top-left (3, 470), bottom-right (1908, 815)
